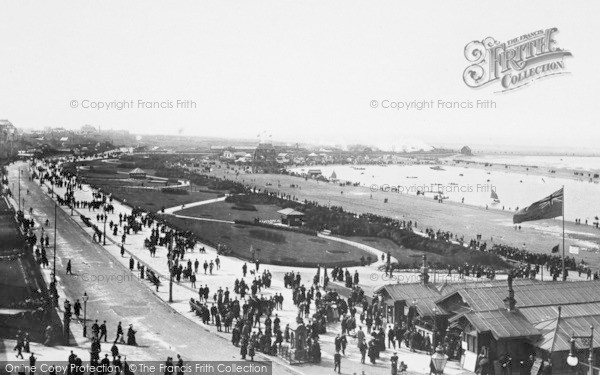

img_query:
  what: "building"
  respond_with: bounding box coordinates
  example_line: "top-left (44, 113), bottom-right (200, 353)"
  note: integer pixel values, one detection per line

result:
top-left (221, 149), bottom-right (235, 160)
top-left (253, 143), bottom-right (276, 163)
top-left (277, 208), bottom-right (305, 227)
top-left (437, 279), bottom-right (600, 373)
top-left (276, 153), bottom-right (290, 164)
top-left (129, 168), bottom-right (147, 179)
top-left (375, 255), bottom-right (600, 374)
top-left (0, 120), bottom-right (18, 158)
top-left (461, 146), bottom-right (473, 155)
top-left (307, 169), bottom-right (322, 178)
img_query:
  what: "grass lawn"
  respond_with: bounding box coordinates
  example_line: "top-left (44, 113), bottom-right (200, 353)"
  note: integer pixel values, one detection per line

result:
top-left (167, 218), bottom-right (371, 267)
top-left (176, 201), bottom-right (282, 222)
top-left (110, 188), bottom-right (222, 212)
top-left (73, 162), bottom-right (224, 212)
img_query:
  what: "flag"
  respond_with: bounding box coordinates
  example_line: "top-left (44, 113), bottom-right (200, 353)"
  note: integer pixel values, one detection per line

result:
top-left (569, 245), bottom-right (580, 255)
top-left (551, 244), bottom-right (559, 253)
top-left (513, 188), bottom-right (563, 224)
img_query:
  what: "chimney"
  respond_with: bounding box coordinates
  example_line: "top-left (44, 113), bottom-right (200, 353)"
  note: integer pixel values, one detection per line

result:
top-left (420, 254), bottom-right (430, 284)
top-left (503, 272), bottom-right (517, 312)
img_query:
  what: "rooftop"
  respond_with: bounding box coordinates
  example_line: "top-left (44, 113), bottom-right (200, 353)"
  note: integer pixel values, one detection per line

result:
top-left (439, 280), bottom-right (600, 312)
top-left (535, 314), bottom-right (600, 352)
top-left (455, 309), bottom-right (540, 340)
top-left (277, 208), bottom-right (305, 216)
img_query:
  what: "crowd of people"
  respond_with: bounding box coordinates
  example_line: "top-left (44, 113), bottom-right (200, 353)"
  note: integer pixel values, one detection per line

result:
top-left (15, 156), bottom-right (600, 375)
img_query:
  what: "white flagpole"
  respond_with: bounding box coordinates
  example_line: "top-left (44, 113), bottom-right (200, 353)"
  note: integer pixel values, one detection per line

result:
top-left (562, 186), bottom-right (565, 280)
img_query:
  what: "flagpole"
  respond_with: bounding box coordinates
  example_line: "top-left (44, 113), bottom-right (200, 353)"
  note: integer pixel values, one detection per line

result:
top-left (562, 185), bottom-right (565, 281)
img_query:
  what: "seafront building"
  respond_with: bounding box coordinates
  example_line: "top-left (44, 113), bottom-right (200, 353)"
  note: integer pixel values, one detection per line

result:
top-left (376, 258), bottom-right (600, 374)
top-left (0, 120), bottom-right (18, 158)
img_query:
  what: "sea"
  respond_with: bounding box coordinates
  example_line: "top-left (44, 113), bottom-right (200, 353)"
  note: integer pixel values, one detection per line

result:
top-left (290, 156), bottom-right (600, 224)
top-left (449, 154), bottom-right (600, 171)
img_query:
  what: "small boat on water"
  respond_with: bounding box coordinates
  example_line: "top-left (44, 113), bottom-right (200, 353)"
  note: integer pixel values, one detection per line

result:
top-left (491, 189), bottom-right (500, 204)
top-left (352, 166), bottom-right (366, 170)
top-left (406, 176), bottom-right (418, 179)
top-left (430, 166), bottom-right (445, 171)
top-left (459, 174), bottom-right (464, 176)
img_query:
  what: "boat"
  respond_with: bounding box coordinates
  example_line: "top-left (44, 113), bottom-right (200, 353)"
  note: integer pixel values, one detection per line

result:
top-left (430, 166), bottom-right (445, 171)
top-left (406, 176), bottom-right (418, 179)
top-left (491, 189), bottom-right (500, 203)
top-left (352, 166), bottom-right (366, 170)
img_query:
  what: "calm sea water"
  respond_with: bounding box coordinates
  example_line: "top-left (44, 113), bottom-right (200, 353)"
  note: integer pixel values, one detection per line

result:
top-left (291, 164), bottom-right (600, 223)
top-left (448, 154), bottom-right (600, 172)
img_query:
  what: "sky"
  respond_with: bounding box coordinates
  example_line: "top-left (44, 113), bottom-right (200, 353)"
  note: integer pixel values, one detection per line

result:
top-left (0, 1), bottom-right (598, 152)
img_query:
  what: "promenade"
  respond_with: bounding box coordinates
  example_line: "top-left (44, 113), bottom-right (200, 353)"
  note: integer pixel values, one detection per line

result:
top-left (6, 159), bottom-right (484, 375)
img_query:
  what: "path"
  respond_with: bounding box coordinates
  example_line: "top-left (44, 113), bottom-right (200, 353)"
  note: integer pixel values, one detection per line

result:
top-left (161, 196), bottom-right (228, 214)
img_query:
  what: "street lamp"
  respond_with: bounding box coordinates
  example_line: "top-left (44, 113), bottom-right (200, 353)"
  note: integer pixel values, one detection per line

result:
top-left (53, 200), bottom-right (59, 281)
top-left (83, 292), bottom-right (89, 337)
top-left (431, 345), bottom-right (448, 375)
top-left (103, 215), bottom-right (107, 245)
top-left (433, 306), bottom-right (439, 351)
top-left (567, 326), bottom-right (594, 375)
top-left (18, 168), bottom-right (21, 211)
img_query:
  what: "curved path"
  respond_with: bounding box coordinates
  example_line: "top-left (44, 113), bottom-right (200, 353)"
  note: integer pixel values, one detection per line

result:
top-left (317, 232), bottom-right (399, 265)
top-left (160, 196), bottom-right (228, 214)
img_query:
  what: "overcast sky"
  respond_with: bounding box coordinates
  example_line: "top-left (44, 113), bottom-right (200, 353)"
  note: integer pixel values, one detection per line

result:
top-left (0, 1), bottom-right (598, 152)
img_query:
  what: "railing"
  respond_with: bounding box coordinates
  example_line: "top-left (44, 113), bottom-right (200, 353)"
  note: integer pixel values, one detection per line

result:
top-left (580, 363), bottom-right (600, 375)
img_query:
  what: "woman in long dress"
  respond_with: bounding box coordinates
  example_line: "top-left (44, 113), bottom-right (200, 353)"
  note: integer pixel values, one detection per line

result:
top-left (127, 325), bottom-right (137, 346)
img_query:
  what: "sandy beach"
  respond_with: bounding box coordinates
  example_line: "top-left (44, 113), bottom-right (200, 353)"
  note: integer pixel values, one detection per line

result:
top-left (209, 163), bottom-right (600, 269)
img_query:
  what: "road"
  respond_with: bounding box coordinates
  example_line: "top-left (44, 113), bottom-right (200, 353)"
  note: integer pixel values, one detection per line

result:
top-left (5, 161), bottom-right (297, 372)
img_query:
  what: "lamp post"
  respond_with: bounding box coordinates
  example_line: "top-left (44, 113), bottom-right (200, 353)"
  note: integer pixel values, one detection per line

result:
top-left (431, 345), bottom-right (448, 374)
top-left (18, 168), bottom-right (21, 211)
top-left (433, 306), bottom-right (439, 352)
top-left (82, 292), bottom-right (89, 337)
top-left (431, 345), bottom-right (448, 375)
top-left (53, 202), bottom-right (57, 283)
top-left (169, 272), bottom-right (174, 303)
top-left (103, 215), bottom-right (107, 245)
top-left (567, 325), bottom-right (594, 375)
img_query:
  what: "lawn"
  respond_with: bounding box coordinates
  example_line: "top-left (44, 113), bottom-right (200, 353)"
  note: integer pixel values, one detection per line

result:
top-left (166, 218), bottom-right (371, 267)
top-left (109, 188), bottom-right (222, 213)
top-left (175, 201), bottom-right (282, 222)
top-left (71, 160), bottom-right (225, 213)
